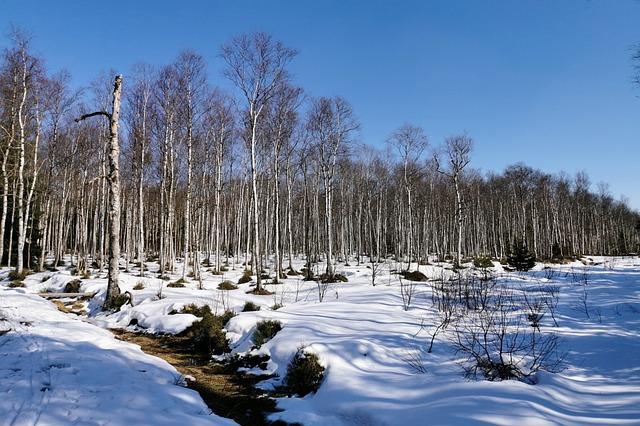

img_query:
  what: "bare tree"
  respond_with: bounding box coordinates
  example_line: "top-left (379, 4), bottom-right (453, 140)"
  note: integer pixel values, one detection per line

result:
top-left (307, 97), bottom-right (359, 278)
top-left (76, 75), bottom-right (123, 309)
top-left (436, 134), bottom-right (473, 267)
top-left (126, 64), bottom-right (153, 277)
top-left (267, 82), bottom-right (302, 282)
top-left (175, 51), bottom-right (207, 281)
top-left (221, 32), bottom-right (296, 292)
top-left (387, 124), bottom-right (428, 271)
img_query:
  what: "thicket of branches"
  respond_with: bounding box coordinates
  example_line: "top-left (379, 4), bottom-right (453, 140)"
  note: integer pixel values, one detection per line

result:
top-left (1, 29), bottom-right (639, 280)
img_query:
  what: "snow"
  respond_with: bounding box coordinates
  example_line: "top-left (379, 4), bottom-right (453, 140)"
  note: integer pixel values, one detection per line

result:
top-left (2, 255), bottom-right (640, 425)
top-left (0, 289), bottom-right (236, 426)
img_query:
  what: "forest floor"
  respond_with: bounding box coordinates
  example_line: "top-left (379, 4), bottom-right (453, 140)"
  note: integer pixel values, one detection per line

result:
top-left (1, 255), bottom-right (639, 425)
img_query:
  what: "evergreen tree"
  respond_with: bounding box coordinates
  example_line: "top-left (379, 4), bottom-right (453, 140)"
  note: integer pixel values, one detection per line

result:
top-left (507, 239), bottom-right (536, 271)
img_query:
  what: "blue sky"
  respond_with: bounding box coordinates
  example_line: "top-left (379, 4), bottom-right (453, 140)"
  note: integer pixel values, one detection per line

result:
top-left (1, 0), bottom-right (639, 209)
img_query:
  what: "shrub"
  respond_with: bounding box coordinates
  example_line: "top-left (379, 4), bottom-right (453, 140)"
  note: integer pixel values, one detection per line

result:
top-left (8, 280), bottom-right (25, 288)
top-left (242, 301), bottom-right (261, 312)
top-left (271, 303), bottom-right (283, 310)
top-left (133, 282), bottom-right (145, 290)
top-left (64, 279), bottom-right (82, 293)
top-left (319, 273), bottom-right (348, 283)
top-left (8, 270), bottom-right (28, 281)
top-left (451, 285), bottom-right (562, 383)
top-left (82, 271), bottom-right (91, 279)
top-left (210, 269), bottom-right (223, 275)
top-left (109, 292), bottom-right (132, 311)
top-left (167, 278), bottom-right (186, 288)
top-left (284, 348), bottom-right (325, 396)
top-left (41, 275), bottom-right (51, 283)
top-left (167, 282), bottom-right (185, 288)
top-left (507, 240), bottom-right (536, 271)
top-left (181, 304), bottom-right (233, 355)
top-left (218, 280), bottom-right (238, 290)
top-left (399, 270), bottom-right (427, 282)
top-left (252, 319), bottom-right (282, 347)
top-left (287, 268), bottom-right (301, 276)
top-left (473, 255), bottom-right (494, 269)
top-left (246, 287), bottom-right (273, 295)
top-left (238, 270), bottom-right (252, 284)
top-left (220, 309), bottom-right (236, 325)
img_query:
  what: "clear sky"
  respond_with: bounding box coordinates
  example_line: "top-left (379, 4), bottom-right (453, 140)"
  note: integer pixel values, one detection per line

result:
top-left (1, 0), bottom-right (639, 209)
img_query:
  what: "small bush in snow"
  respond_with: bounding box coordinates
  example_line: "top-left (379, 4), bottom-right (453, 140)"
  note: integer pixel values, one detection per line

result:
top-left (451, 284), bottom-right (563, 383)
top-left (473, 255), bottom-right (494, 269)
top-left (238, 270), bottom-right (252, 284)
top-left (399, 270), bottom-right (427, 282)
top-left (167, 281), bottom-right (186, 288)
top-left (8, 280), bottom-right (25, 288)
top-left (181, 304), bottom-right (233, 355)
top-left (64, 279), bottom-right (82, 293)
top-left (8, 270), bottom-right (28, 281)
top-left (218, 280), bottom-right (238, 290)
top-left (284, 348), bottom-right (325, 396)
top-left (319, 273), bottom-right (348, 283)
top-left (109, 292), bottom-right (132, 311)
top-left (252, 319), bottom-right (282, 347)
top-left (242, 301), bottom-right (261, 312)
top-left (133, 282), bottom-right (145, 290)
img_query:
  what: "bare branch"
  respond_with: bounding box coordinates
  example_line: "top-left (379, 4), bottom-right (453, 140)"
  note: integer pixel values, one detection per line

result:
top-left (75, 111), bottom-right (111, 123)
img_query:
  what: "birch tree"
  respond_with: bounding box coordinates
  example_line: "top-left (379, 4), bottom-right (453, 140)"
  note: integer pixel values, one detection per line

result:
top-left (221, 32), bottom-right (296, 292)
top-left (387, 124), bottom-right (428, 271)
top-left (76, 75), bottom-right (123, 309)
top-left (436, 134), bottom-right (473, 267)
top-left (174, 51), bottom-right (207, 281)
top-left (307, 97), bottom-right (359, 278)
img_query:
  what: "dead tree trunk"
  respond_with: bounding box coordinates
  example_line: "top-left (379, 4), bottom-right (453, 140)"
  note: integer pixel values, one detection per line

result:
top-left (77, 75), bottom-right (123, 310)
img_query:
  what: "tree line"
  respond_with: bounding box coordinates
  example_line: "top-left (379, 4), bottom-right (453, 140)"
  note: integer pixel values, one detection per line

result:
top-left (1, 29), bottom-right (639, 301)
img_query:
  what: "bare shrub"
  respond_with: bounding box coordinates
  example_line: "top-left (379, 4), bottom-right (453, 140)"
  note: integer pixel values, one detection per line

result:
top-left (399, 274), bottom-right (417, 311)
top-left (404, 346), bottom-right (428, 373)
top-left (370, 259), bottom-right (383, 286)
top-left (451, 285), bottom-right (563, 383)
top-left (571, 268), bottom-right (591, 318)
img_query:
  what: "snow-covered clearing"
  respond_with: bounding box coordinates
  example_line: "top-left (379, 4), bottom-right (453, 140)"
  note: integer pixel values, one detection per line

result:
top-left (1, 255), bottom-right (640, 425)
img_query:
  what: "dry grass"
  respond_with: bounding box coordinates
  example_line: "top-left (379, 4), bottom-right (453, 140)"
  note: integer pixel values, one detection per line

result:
top-left (112, 330), bottom-right (280, 425)
top-left (51, 300), bottom-right (86, 315)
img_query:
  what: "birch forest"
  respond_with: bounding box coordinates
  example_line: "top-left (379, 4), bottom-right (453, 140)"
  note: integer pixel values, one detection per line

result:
top-left (1, 30), bottom-right (639, 298)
